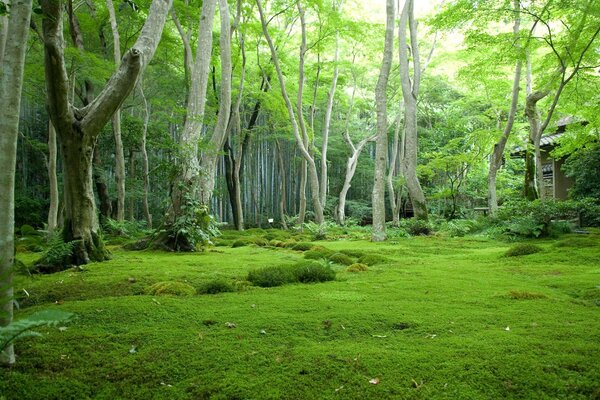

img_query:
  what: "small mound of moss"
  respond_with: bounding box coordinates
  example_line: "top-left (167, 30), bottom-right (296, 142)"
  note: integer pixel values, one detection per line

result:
top-left (553, 237), bottom-right (597, 248)
top-left (291, 261), bottom-right (336, 283)
top-left (505, 243), bottom-right (542, 257)
top-left (231, 239), bottom-right (250, 248)
top-left (270, 240), bottom-right (285, 247)
top-left (214, 239), bottom-right (232, 247)
top-left (339, 249), bottom-right (366, 258)
top-left (358, 254), bottom-right (388, 266)
top-left (310, 246), bottom-right (335, 257)
top-left (197, 279), bottom-right (235, 295)
top-left (328, 252), bottom-right (354, 266)
top-left (292, 242), bottom-right (313, 251)
top-left (247, 266), bottom-right (297, 287)
top-left (145, 281), bottom-right (196, 296)
top-left (508, 290), bottom-right (547, 300)
top-left (347, 263), bottom-right (369, 272)
top-left (304, 250), bottom-right (328, 260)
top-left (251, 237), bottom-right (270, 247)
top-left (282, 239), bottom-right (298, 248)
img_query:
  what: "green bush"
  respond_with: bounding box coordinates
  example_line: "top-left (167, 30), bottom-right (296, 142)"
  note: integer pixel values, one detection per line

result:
top-left (505, 243), bottom-right (542, 257)
top-left (358, 254), bottom-right (388, 265)
top-left (19, 224), bottom-right (38, 236)
top-left (402, 219), bottom-right (433, 236)
top-left (347, 263), bottom-right (369, 272)
top-left (328, 252), bottom-right (354, 266)
top-left (304, 250), bottom-right (328, 260)
top-left (291, 261), bottom-right (336, 283)
top-left (247, 266), bottom-right (297, 287)
top-left (145, 281), bottom-right (196, 296)
top-left (292, 242), bottom-right (313, 251)
top-left (197, 280), bottom-right (235, 295)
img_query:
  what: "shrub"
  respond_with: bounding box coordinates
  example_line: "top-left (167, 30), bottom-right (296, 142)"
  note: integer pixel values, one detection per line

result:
top-left (328, 252), bottom-right (354, 266)
top-left (304, 250), bottom-right (328, 260)
top-left (145, 281), bottom-right (196, 296)
top-left (346, 263), bottom-right (369, 272)
top-left (291, 261), bottom-right (336, 283)
top-left (247, 266), bottom-right (297, 287)
top-left (292, 242), bottom-right (313, 251)
top-left (19, 224), bottom-right (38, 236)
top-left (505, 243), bottom-right (542, 257)
top-left (197, 279), bottom-right (235, 295)
top-left (358, 254), bottom-right (388, 265)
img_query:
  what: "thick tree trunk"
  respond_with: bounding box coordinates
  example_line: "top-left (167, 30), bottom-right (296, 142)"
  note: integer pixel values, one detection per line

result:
top-left (387, 109), bottom-right (402, 226)
top-left (0, 0), bottom-right (33, 366)
top-left (275, 139), bottom-right (288, 230)
top-left (487, 0), bottom-right (522, 215)
top-left (170, 0), bottom-right (216, 221)
top-left (372, 0), bottom-right (395, 241)
top-left (42, 0), bottom-right (172, 263)
top-left (399, 0), bottom-right (427, 220)
top-left (47, 121), bottom-right (59, 231)
top-left (93, 147), bottom-right (112, 224)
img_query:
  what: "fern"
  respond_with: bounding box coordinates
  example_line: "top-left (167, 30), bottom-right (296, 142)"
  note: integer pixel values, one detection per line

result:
top-left (0, 310), bottom-right (73, 352)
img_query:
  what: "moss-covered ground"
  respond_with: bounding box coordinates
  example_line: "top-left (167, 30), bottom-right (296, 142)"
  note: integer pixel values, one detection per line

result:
top-left (2, 229), bottom-right (600, 399)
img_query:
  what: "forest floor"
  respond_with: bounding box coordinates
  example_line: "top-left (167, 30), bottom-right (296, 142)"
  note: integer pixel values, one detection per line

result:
top-left (2, 229), bottom-right (600, 399)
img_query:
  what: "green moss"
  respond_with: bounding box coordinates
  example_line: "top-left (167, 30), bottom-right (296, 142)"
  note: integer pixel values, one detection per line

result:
top-left (328, 252), bottom-right (354, 266)
top-left (247, 265), bottom-right (296, 287)
top-left (346, 263), bottom-right (369, 272)
top-left (339, 249), bottom-right (366, 258)
top-left (507, 290), bottom-right (547, 300)
top-left (291, 242), bottom-right (314, 251)
top-left (505, 243), bottom-right (543, 257)
top-left (303, 250), bottom-right (328, 260)
top-left (290, 261), bottom-right (336, 283)
top-left (145, 281), bottom-right (196, 296)
top-left (231, 239), bottom-right (250, 248)
top-left (250, 237), bottom-right (270, 247)
top-left (358, 254), bottom-right (388, 265)
top-left (197, 279), bottom-right (235, 295)
top-left (309, 245), bottom-right (335, 257)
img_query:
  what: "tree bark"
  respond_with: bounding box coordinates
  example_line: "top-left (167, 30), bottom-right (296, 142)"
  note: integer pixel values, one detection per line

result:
top-left (170, 0), bottom-right (216, 223)
top-left (387, 108), bottom-right (402, 226)
top-left (47, 121), bottom-right (60, 231)
top-left (106, 0), bottom-right (126, 221)
top-left (487, 0), bottom-right (522, 215)
top-left (256, 0), bottom-right (324, 224)
top-left (41, 0), bottom-right (172, 263)
top-left (399, 0), bottom-right (427, 220)
top-left (372, 0), bottom-right (395, 241)
top-left (138, 82), bottom-right (152, 228)
top-left (0, 0), bottom-right (33, 366)
top-left (275, 139), bottom-right (288, 230)
top-left (198, 0), bottom-right (231, 206)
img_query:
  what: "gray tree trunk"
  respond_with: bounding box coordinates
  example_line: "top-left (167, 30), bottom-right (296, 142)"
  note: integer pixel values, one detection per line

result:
top-left (138, 82), bottom-right (152, 228)
top-left (487, 0), bottom-right (522, 215)
top-left (47, 121), bottom-right (60, 231)
top-left (372, 0), bottom-right (395, 241)
top-left (198, 0), bottom-right (232, 206)
top-left (398, 0), bottom-right (427, 219)
top-left (106, 0), bottom-right (126, 221)
top-left (0, 0), bottom-right (33, 366)
top-left (41, 0), bottom-right (172, 263)
top-left (170, 0), bottom-right (216, 221)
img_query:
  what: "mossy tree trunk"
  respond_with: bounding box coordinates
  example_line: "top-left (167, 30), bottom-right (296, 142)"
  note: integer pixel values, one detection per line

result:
top-left (41, 0), bottom-right (173, 264)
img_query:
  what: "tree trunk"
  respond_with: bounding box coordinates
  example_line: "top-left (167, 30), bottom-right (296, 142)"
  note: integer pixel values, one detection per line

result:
top-left (170, 0), bottom-right (216, 223)
top-left (93, 147), bottom-right (112, 224)
top-left (47, 121), bottom-right (60, 231)
top-left (399, 0), bottom-right (427, 220)
top-left (387, 108), bottom-right (402, 226)
top-left (0, 0), bottom-right (33, 366)
top-left (198, 0), bottom-right (231, 206)
top-left (487, 0), bottom-right (522, 215)
top-left (138, 81), bottom-right (152, 228)
top-left (256, 0), bottom-right (324, 224)
top-left (372, 0), bottom-right (395, 241)
top-left (41, 0), bottom-right (172, 263)
top-left (275, 139), bottom-right (288, 230)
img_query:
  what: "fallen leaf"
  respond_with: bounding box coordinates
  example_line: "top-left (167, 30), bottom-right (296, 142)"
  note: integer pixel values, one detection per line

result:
top-left (372, 334), bottom-right (387, 338)
top-left (129, 346), bottom-right (137, 354)
top-left (505, 326), bottom-right (510, 331)
top-left (58, 326), bottom-right (68, 332)
top-left (225, 322), bottom-right (236, 329)
top-left (369, 378), bottom-right (380, 385)
top-left (260, 329), bottom-right (266, 335)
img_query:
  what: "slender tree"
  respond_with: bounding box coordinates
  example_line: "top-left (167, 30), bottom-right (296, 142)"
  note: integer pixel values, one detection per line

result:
top-left (371, 0), bottom-right (394, 241)
top-left (0, 0), bottom-right (33, 366)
